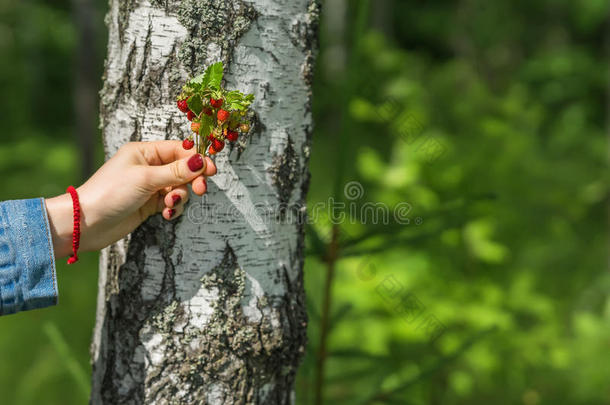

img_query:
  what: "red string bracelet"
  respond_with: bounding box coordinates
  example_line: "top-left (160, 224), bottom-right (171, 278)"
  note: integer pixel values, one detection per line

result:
top-left (66, 186), bottom-right (81, 265)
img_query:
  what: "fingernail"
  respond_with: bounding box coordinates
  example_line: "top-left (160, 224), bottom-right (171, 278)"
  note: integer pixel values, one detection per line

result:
top-left (172, 195), bottom-right (181, 205)
top-left (168, 209), bottom-right (176, 218)
top-left (188, 154), bottom-right (204, 172)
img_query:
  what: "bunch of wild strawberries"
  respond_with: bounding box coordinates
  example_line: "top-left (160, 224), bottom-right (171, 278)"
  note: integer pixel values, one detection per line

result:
top-left (176, 62), bottom-right (254, 156)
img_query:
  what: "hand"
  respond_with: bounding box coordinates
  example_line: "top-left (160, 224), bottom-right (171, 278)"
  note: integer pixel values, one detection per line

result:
top-left (45, 141), bottom-right (217, 259)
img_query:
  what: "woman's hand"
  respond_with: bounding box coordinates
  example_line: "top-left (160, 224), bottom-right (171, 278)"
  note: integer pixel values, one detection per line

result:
top-left (45, 141), bottom-right (217, 259)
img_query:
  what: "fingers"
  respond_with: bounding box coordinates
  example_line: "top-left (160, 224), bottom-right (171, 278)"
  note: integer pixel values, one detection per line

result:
top-left (137, 141), bottom-right (218, 175)
top-left (203, 156), bottom-right (217, 177)
top-left (145, 153), bottom-right (206, 190)
top-left (164, 185), bottom-right (189, 208)
top-left (151, 152), bottom-right (217, 218)
top-left (190, 157), bottom-right (216, 195)
top-left (162, 204), bottom-right (184, 221)
top-left (136, 140), bottom-right (196, 166)
top-left (139, 192), bottom-right (186, 222)
top-left (191, 176), bottom-right (208, 196)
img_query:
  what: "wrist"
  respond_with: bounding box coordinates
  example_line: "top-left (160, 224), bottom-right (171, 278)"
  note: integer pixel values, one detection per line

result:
top-left (45, 193), bottom-right (75, 259)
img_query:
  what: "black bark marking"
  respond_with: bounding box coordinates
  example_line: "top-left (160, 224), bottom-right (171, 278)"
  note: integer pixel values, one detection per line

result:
top-left (129, 119), bottom-right (141, 142)
top-left (122, 42), bottom-right (137, 97)
top-left (268, 137), bottom-right (300, 217)
top-left (136, 19), bottom-right (153, 86)
top-left (100, 39), bottom-right (136, 121)
top-left (232, 111), bottom-right (262, 161)
top-left (116, 0), bottom-right (138, 44)
top-left (291, 0), bottom-right (321, 86)
top-left (164, 113), bottom-right (184, 141)
top-left (134, 23), bottom-right (183, 109)
top-left (248, 45), bottom-right (280, 65)
top-left (160, 42), bottom-right (183, 101)
top-left (134, 18), bottom-right (154, 108)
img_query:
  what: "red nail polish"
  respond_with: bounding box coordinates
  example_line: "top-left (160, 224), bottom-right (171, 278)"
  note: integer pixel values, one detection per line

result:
top-left (188, 154), bottom-right (204, 172)
top-left (168, 209), bottom-right (175, 218)
top-left (172, 195), bottom-right (181, 205)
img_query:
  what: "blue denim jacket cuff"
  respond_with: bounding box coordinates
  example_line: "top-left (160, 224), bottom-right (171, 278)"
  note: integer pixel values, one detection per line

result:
top-left (0, 198), bottom-right (58, 315)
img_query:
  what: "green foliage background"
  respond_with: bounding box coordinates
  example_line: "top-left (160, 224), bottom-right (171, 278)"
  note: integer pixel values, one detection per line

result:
top-left (0, 0), bottom-right (608, 404)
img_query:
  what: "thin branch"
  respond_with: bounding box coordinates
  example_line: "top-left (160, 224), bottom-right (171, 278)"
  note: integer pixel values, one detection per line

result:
top-left (314, 225), bottom-right (340, 405)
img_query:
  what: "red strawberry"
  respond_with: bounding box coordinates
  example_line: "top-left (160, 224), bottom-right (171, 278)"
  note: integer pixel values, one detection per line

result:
top-left (226, 130), bottom-right (239, 142)
top-left (210, 98), bottom-right (224, 108)
top-left (177, 99), bottom-right (189, 113)
top-left (187, 110), bottom-right (196, 121)
top-left (211, 137), bottom-right (225, 152)
top-left (203, 107), bottom-right (213, 116)
top-left (208, 146), bottom-right (218, 155)
top-left (191, 122), bottom-right (201, 133)
top-left (217, 109), bottom-right (230, 122)
top-left (182, 138), bottom-right (195, 150)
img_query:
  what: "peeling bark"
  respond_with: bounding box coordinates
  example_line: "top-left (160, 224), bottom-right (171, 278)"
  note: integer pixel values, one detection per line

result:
top-left (91, 0), bottom-right (319, 403)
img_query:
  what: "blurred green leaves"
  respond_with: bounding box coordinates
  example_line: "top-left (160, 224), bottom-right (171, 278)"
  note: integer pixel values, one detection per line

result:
top-left (0, 135), bottom-right (78, 199)
top-left (300, 0), bottom-right (608, 404)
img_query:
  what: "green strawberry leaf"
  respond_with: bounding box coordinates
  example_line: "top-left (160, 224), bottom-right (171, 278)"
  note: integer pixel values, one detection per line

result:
top-left (188, 62), bottom-right (223, 90)
top-left (224, 91), bottom-right (254, 111)
top-left (205, 62), bottom-right (224, 90)
top-left (224, 91), bottom-right (240, 104)
top-left (190, 73), bottom-right (206, 84)
top-left (230, 102), bottom-right (247, 111)
top-left (187, 95), bottom-right (203, 115)
top-left (199, 114), bottom-right (214, 138)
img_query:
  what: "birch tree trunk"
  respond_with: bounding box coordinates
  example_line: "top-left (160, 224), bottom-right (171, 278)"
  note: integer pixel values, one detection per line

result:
top-left (90, 1), bottom-right (319, 403)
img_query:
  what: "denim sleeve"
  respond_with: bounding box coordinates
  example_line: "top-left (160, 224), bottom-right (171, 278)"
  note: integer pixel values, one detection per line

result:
top-left (0, 198), bottom-right (58, 315)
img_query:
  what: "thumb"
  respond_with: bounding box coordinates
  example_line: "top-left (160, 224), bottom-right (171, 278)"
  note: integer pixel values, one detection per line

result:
top-left (145, 153), bottom-right (206, 189)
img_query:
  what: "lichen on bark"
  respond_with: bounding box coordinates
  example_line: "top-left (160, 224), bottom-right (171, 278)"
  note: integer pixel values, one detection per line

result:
top-left (150, 0), bottom-right (258, 74)
top-left (291, 0), bottom-right (321, 86)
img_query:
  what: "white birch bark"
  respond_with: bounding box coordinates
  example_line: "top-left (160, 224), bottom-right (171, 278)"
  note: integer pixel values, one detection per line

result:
top-left (90, 0), bottom-right (319, 403)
